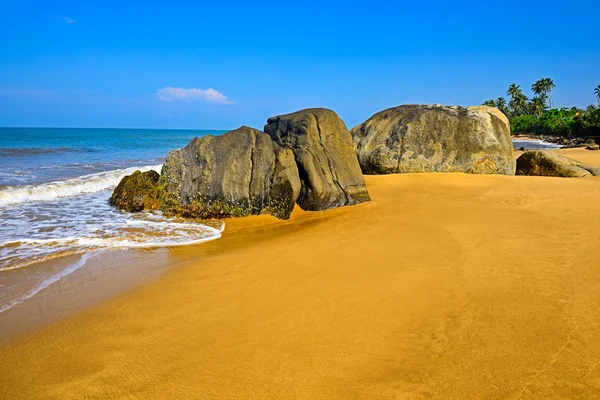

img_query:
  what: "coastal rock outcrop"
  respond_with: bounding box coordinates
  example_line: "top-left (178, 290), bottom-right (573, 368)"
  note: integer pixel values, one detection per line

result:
top-left (109, 170), bottom-right (161, 212)
top-left (351, 104), bottom-right (515, 175)
top-left (160, 126), bottom-right (301, 219)
top-left (264, 108), bottom-right (370, 211)
top-left (585, 139), bottom-right (599, 151)
top-left (516, 150), bottom-right (600, 177)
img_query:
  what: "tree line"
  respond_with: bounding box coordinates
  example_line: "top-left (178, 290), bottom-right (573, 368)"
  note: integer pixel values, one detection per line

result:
top-left (482, 79), bottom-right (600, 137)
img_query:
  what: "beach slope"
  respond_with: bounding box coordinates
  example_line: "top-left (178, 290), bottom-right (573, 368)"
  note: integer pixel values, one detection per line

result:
top-left (1, 149), bottom-right (600, 399)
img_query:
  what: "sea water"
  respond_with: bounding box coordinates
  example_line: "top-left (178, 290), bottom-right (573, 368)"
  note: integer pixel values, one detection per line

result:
top-left (0, 127), bottom-right (226, 313)
top-left (512, 139), bottom-right (563, 150)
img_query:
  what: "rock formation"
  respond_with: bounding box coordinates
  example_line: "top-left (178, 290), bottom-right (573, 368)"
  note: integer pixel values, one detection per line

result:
top-left (109, 170), bottom-right (161, 212)
top-left (516, 150), bottom-right (600, 177)
top-left (264, 108), bottom-right (370, 210)
top-left (351, 104), bottom-right (515, 175)
top-left (158, 126), bottom-right (301, 220)
top-left (585, 139), bottom-right (599, 151)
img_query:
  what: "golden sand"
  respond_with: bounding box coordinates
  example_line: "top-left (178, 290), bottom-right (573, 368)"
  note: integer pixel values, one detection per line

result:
top-left (1, 148), bottom-right (600, 399)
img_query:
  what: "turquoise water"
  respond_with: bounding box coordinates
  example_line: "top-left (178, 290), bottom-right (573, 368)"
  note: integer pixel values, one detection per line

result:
top-left (0, 127), bottom-right (225, 185)
top-left (0, 127), bottom-right (226, 313)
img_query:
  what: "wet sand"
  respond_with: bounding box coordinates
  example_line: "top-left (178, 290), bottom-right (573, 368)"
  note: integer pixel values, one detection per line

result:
top-left (0, 248), bottom-right (177, 343)
top-left (1, 149), bottom-right (600, 399)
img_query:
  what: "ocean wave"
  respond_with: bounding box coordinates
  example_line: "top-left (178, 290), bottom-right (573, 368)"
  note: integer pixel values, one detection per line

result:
top-left (0, 216), bottom-right (223, 313)
top-left (0, 164), bottom-right (163, 207)
top-left (0, 191), bottom-right (225, 273)
top-left (512, 139), bottom-right (562, 150)
top-left (0, 220), bottom-right (224, 273)
top-left (0, 220), bottom-right (223, 253)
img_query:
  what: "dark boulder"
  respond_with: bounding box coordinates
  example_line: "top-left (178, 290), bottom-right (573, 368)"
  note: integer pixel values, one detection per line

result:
top-left (159, 126), bottom-right (301, 220)
top-left (351, 105), bottom-right (515, 175)
top-left (264, 108), bottom-right (370, 211)
top-left (109, 170), bottom-right (161, 212)
top-left (516, 150), bottom-right (600, 177)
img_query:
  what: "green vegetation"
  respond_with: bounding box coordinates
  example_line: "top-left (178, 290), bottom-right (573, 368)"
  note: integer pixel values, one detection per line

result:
top-left (483, 79), bottom-right (600, 136)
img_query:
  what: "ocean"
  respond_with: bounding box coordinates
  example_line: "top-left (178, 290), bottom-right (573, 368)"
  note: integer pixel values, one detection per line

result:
top-left (0, 127), bottom-right (226, 314)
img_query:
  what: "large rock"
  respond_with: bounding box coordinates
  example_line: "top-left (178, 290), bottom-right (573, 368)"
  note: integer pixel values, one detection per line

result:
top-left (264, 108), bottom-right (370, 211)
top-left (109, 170), bottom-right (161, 212)
top-left (516, 150), bottom-right (600, 177)
top-left (351, 104), bottom-right (515, 175)
top-left (160, 126), bottom-right (301, 219)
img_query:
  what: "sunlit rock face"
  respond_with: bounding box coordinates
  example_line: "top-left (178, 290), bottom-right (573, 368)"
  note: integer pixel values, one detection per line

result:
top-left (265, 108), bottom-right (370, 211)
top-left (352, 104), bottom-right (515, 175)
top-left (159, 126), bottom-right (301, 220)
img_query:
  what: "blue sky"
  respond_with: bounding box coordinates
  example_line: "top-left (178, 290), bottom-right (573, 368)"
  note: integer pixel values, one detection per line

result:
top-left (1, 0), bottom-right (599, 129)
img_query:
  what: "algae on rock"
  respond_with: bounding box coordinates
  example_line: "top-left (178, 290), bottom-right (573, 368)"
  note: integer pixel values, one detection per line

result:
top-left (109, 170), bottom-right (161, 212)
top-left (159, 126), bottom-right (301, 220)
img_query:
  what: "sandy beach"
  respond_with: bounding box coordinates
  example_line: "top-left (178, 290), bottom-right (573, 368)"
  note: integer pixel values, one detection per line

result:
top-left (1, 147), bottom-right (600, 399)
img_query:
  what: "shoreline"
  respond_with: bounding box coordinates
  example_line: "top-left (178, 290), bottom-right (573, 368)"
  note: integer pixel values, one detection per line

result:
top-left (0, 248), bottom-right (179, 343)
top-left (512, 133), bottom-right (600, 148)
top-left (1, 148), bottom-right (600, 398)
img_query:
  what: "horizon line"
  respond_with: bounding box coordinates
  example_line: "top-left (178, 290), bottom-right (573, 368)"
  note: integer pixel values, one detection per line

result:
top-left (0, 125), bottom-right (234, 131)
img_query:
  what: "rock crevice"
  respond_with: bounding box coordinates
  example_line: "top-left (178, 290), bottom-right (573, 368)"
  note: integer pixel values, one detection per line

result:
top-left (265, 108), bottom-right (370, 211)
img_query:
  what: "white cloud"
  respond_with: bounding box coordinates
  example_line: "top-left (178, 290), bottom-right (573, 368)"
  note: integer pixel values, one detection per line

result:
top-left (157, 87), bottom-right (233, 105)
top-left (63, 17), bottom-right (76, 24)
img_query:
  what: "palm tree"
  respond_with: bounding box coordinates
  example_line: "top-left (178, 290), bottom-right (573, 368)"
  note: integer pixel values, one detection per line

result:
top-left (529, 96), bottom-right (547, 118)
top-left (541, 78), bottom-right (555, 108)
top-left (595, 84), bottom-right (600, 105)
top-left (507, 84), bottom-right (528, 116)
top-left (507, 83), bottom-right (521, 99)
top-left (495, 97), bottom-right (509, 116)
top-left (532, 78), bottom-right (555, 109)
top-left (482, 99), bottom-right (497, 107)
top-left (531, 79), bottom-right (545, 97)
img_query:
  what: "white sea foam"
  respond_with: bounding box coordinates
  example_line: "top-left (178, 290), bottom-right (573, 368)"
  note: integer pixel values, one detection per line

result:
top-left (0, 180), bottom-right (226, 272)
top-left (0, 128), bottom-right (224, 313)
top-left (512, 139), bottom-right (562, 150)
top-left (0, 216), bottom-right (225, 314)
top-left (0, 196), bottom-right (224, 312)
top-left (0, 164), bottom-right (163, 207)
top-left (0, 206), bottom-right (224, 272)
top-left (0, 163), bottom-right (226, 313)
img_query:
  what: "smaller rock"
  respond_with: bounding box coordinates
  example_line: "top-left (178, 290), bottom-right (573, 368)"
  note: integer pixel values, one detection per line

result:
top-left (516, 150), bottom-right (600, 177)
top-left (585, 140), bottom-right (599, 151)
top-left (110, 170), bottom-right (161, 212)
